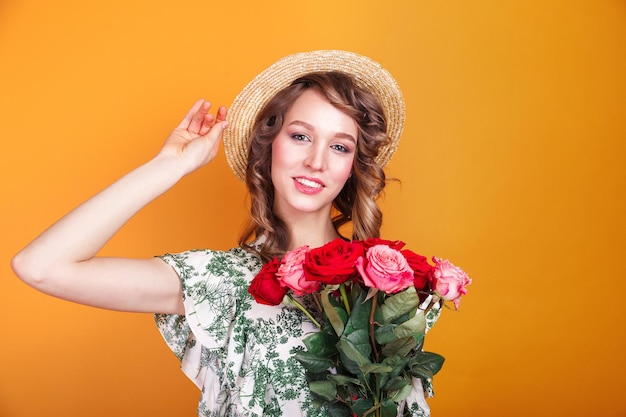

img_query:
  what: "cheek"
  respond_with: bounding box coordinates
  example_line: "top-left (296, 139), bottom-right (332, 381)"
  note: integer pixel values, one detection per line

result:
top-left (333, 156), bottom-right (354, 184)
top-left (271, 137), bottom-right (290, 170)
top-left (270, 138), bottom-right (293, 190)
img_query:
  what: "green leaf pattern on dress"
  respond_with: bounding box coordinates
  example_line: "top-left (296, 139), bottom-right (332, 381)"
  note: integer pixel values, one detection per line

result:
top-left (155, 246), bottom-right (439, 417)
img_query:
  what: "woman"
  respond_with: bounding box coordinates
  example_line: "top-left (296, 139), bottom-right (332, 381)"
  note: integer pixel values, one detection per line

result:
top-left (12, 50), bottom-right (436, 416)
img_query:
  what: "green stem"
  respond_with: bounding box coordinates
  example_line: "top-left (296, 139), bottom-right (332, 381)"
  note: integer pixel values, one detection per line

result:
top-left (339, 283), bottom-right (351, 315)
top-left (288, 295), bottom-right (321, 328)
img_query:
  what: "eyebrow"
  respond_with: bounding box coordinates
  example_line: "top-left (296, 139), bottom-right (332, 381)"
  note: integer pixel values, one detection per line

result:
top-left (288, 120), bottom-right (357, 143)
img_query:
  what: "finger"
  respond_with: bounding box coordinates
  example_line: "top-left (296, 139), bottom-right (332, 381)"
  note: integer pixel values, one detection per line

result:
top-left (175, 99), bottom-right (205, 130)
top-left (198, 113), bottom-right (216, 136)
top-left (216, 106), bottom-right (228, 124)
top-left (205, 120), bottom-right (229, 148)
top-left (206, 121), bottom-right (229, 157)
top-left (189, 120), bottom-right (228, 167)
top-left (188, 101), bottom-right (212, 134)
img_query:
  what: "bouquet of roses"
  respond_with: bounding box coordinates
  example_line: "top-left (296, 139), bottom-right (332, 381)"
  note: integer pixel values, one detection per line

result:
top-left (248, 238), bottom-right (471, 417)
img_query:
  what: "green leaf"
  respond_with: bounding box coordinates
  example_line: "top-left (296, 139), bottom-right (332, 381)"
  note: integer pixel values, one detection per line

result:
top-left (409, 365), bottom-right (433, 380)
top-left (417, 351), bottom-right (445, 375)
top-left (382, 375), bottom-right (409, 391)
top-left (337, 338), bottom-right (372, 376)
top-left (380, 397), bottom-right (398, 417)
top-left (351, 398), bottom-right (375, 417)
top-left (310, 396), bottom-right (326, 408)
top-left (302, 329), bottom-right (338, 357)
top-left (348, 282), bottom-right (364, 305)
top-left (414, 333), bottom-right (425, 349)
top-left (379, 287), bottom-right (421, 324)
top-left (382, 355), bottom-right (410, 379)
top-left (409, 351), bottom-right (445, 379)
top-left (334, 306), bottom-right (349, 327)
top-left (393, 310), bottom-right (426, 339)
top-left (381, 336), bottom-right (416, 358)
top-left (344, 327), bottom-right (370, 348)
top-left (388, 381), bottom-right (413, 402)
top-left (309, 380), bottom-right (337, 401)
top-left (321, 287), bottom-right (346, 336)
top-left (344, 292), bottom-right (372, 336)
top-left (326, 402), bottom-right (354, 417)
top-left (356, 401), bottom-right (388, 417)
top-left (378, 355), bottom-right (410, 388)
top-left (360, 363), bottom-right (393, 375)
top-left (293, 351), bottom-right (334, 373)
top-left (374, 324), bottom-right (398, 345)
top-left (327, 374), bottom-right (364, 388)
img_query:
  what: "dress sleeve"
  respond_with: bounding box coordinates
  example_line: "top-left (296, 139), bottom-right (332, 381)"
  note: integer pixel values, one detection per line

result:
top-left (157, 250), bottom-right (238, 349)
top-left (154, 250), bottom-right (238, 390)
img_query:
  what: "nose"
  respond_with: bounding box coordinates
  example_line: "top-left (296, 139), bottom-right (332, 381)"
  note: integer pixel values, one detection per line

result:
top-left (304, 143), bottom-right (326, 171)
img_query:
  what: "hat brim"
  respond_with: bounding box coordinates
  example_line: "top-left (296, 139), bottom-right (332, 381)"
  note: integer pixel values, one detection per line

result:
top-left (223, 50), bottom-right (405, 182)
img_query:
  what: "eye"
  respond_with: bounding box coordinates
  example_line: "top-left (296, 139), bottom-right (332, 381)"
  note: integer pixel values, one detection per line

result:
top-left (291, 133), bottom-right (309, 142)
top-left (331, 143), bottom-right (350, 153)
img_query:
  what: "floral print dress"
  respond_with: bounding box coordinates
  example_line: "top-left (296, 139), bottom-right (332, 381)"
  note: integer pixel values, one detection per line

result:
top-left (155, 246), bottom-right (440, 417)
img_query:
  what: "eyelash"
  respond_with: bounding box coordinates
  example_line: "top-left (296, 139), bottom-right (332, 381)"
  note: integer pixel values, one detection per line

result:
top-left (290, 133), bottom-right (351, 153)
top-left (331, 144), bottom-right (349, 153)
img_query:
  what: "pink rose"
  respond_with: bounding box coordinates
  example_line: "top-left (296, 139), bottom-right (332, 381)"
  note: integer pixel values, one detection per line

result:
top-left (431, 257), bottom-right (471, 310)
top-left (276, 246), bottom-right (320, 296)
top-left (356, 244), bottom-right (414, 293)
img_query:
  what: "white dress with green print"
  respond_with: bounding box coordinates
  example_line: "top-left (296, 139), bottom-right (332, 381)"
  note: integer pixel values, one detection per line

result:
top-left (155, 245), bottom-right (440, 417)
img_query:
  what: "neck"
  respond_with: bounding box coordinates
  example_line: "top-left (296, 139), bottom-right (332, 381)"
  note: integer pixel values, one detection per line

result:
top-left (280, 212), bottom-right (341, 250)
top-left (288, 226), bottom-right (341, 250)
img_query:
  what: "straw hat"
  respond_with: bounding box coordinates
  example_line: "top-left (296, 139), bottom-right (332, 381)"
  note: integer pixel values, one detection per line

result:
top-left (223, 50), bottom-right (405, 181)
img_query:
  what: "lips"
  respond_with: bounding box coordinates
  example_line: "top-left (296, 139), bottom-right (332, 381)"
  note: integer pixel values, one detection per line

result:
top-left (293, 176), bottom-right (324, 194)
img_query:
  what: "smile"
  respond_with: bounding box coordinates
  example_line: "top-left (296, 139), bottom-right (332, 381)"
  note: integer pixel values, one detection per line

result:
top-left (293, 177), bottom-right (324, 193)
top-left (294, 177), bottom-right (323, 188)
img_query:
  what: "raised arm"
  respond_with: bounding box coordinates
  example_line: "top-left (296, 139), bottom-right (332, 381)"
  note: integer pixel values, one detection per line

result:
top-left (11, 100), bottom-right (227, 314)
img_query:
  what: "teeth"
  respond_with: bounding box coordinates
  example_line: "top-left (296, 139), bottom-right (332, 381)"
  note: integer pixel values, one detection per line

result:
top-left (295, 178), bottom-right (322, 188)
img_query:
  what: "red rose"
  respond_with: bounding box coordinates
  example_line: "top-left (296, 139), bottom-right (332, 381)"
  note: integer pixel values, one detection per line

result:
top-left (304, 238), bottom-right (363, 285)
top-left (361, 238), bottom-right (406, 251)
top-left (248, 258), bottom-right (287, 306)
top-left (401, 249), bottom-right (434, 291)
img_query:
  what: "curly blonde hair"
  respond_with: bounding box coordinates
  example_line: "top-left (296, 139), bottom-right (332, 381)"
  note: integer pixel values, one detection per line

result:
top-left (238, 72), bottom-right (390, 262)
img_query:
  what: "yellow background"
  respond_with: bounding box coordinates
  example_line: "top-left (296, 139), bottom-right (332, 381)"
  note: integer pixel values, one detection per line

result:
top-left (1, 1), bottom-right (625, 416)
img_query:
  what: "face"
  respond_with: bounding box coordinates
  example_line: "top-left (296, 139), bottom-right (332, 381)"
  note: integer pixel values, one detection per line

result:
top-left (271, 89), bottom-right (358, 220)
